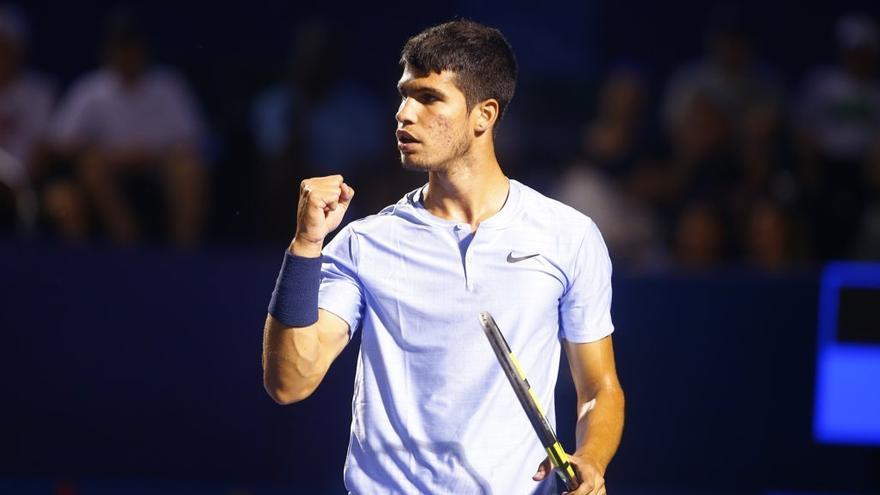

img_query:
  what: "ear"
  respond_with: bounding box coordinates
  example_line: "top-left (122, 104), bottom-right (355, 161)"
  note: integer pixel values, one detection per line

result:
top-left (472, 98), bottom-right (499, 135)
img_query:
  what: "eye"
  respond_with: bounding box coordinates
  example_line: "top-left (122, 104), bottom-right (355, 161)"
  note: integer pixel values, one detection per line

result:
top-left (419, 93), bottom-right (439, 104)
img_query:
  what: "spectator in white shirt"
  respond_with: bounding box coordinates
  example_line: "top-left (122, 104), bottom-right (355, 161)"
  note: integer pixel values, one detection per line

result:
top-left (796, 15), bottom-right (880, 164)
top-left (49, 8), bottom-right (207, 246)
top-left (662, 6), bottom-right (781, 148)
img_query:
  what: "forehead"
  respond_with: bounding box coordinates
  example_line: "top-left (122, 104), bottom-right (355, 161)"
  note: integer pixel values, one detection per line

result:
top-left (397, 66), bottom-right (463, 96)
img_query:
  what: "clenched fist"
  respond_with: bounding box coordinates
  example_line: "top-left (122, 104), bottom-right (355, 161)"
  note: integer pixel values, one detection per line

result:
top-left (289, 175), bottom-right (355, 258)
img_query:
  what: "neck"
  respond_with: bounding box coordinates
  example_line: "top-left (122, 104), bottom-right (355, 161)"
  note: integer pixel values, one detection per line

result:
top-left (423, 146), bottom-right (509, 230)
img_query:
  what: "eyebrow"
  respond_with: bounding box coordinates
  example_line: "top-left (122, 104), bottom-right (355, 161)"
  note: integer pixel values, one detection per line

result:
top-left (397, 82), bottom-right (444, 98)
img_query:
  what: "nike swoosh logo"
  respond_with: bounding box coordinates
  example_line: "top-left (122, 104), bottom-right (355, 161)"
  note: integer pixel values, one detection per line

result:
top-left (507, 252), bottom-right (540, 263)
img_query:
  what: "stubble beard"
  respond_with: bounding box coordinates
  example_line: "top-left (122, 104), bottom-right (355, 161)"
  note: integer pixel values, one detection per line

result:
top-left (400, 134), bottom-right (472, 173)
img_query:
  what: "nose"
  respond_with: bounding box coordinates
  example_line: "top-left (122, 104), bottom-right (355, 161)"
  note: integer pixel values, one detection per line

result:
top-left (395, 97), bottom-right (416, 126)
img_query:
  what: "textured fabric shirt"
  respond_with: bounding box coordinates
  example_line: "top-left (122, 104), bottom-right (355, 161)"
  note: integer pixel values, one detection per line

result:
top-left (318, 179), bottom-right (614, 494)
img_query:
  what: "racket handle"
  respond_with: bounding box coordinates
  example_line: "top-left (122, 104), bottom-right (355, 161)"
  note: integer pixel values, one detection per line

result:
top-left (556, 462), bottom-right (579, 491)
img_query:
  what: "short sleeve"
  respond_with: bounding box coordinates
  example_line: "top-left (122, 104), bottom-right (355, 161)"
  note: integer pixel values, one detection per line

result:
top-left (318, 225), bottom-right (365, 335)
top-left (559, 219), bottom-right (615, 343)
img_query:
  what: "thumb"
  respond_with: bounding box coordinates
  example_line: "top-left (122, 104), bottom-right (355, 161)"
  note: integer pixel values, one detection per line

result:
top-left (339, 183), bottom-right (355, 208)
top-left (533, 457), bottom-right (552, 481)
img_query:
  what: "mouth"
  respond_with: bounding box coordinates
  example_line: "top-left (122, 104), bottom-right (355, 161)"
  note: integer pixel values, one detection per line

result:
top-left (396, 130), bottom-right (420, 151)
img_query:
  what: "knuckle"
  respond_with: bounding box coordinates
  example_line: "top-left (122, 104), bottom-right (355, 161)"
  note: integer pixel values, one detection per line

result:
top-left (316, 174), bottom-right (343, 185)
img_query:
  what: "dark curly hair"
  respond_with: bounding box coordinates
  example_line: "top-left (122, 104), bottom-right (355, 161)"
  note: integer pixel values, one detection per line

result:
top-left (400, 20), bottom-right (518, 123)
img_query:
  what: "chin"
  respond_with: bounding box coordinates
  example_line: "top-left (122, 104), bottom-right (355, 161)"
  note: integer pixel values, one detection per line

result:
top-left (400, 154), bottom-right (441, 172)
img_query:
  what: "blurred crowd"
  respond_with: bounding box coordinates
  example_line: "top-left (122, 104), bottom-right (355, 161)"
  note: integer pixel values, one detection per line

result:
top-left (552, 8), bottom-right (880, 273)
top-left (1, 4), bottom-right (879, 272)
top-left (555, 10), bottom-right (880, 272)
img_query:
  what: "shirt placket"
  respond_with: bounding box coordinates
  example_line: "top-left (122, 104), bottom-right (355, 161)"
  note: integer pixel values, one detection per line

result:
top-left (453, 224), bottom-right (477, 291)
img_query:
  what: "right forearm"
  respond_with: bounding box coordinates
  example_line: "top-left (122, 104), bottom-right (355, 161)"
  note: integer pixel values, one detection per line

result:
top-left (263, 238), bottom-right (326, 404)
top-left (262, 175), bottom-right (355, 404)
top-left (262, 316), bottom-right (328, 404)
top-left (263, 236), bottom-right (334, 404)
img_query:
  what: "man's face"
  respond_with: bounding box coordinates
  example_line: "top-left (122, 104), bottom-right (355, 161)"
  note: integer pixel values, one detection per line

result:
top-left (107, 40), bottom-right (147, 81)
top-left (395, 67), bottom-right (473, 171)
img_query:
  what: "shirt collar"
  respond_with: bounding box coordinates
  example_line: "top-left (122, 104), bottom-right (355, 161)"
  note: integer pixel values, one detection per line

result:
top-left (403, 178), bottom-right (522, 230)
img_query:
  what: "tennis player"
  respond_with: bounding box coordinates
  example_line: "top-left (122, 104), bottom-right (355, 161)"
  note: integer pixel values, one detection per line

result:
top-left (262, 20), bottom-right (625, 495)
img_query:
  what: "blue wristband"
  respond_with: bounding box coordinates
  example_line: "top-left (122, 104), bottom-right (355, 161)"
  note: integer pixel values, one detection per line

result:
top-left (268, 250), bottom-right (322, 327)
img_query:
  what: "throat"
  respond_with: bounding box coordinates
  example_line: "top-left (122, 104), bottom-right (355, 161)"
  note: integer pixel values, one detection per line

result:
top-left (422, 171), bottom-right (510, 229)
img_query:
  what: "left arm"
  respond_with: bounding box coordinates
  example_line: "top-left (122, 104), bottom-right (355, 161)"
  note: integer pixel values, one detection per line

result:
top-left (533, 334), bottom-right (625, 494)
top-left (566, 335), bottom-right (625, 479)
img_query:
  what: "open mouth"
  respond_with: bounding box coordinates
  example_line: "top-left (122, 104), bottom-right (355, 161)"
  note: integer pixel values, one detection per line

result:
top-left (396, 130), bottom-right (419, 144)
top-left (396, 130), bottom-right (420, 153)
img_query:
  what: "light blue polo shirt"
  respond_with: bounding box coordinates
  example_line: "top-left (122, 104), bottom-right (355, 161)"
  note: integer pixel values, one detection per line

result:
top-left (318, 179), bottom-right (614, 495)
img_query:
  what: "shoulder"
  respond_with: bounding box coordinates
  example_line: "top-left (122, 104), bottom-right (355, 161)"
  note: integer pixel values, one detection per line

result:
top-left (345, 186), bottom-right (426, 237)
top-left (510, 180), bottom-right (609, 270)
top-left (142, 67), bottom-right (197, 101)
top-left (64, 69), bottom-right (113, 101)
top-left (513, 179), bottom-right (598, 236)
top-left (161, 69), bottom-right (199, 98)
top-left (323, 188), bottom-right (422, 261)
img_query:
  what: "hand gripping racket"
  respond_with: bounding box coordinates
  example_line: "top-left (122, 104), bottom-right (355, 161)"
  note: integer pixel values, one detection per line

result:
top-left (478, 311), bottom-right (578, 491)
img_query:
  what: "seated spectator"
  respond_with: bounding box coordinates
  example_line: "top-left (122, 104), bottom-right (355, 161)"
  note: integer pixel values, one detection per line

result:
top-left (47, 7), bottom-right (207, 246)
top-left (665, 90), bottom-right (739, 208)
top-left (0, 5), bottom-right (54, 235)
top-left (555, 67), bottom-right (663, 268)
top-left (796, 15), bottom-right (880, 165)
top-left (795, 14), bottom-right (880, 258)
top-left (580, 65), bottom-right (650, 179)
top-left (662, 4), bottom-right (781, 148)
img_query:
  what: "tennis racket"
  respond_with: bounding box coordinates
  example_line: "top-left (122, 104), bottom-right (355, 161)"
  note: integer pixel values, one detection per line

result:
top-left (478, 311), bottom-right (578, 491)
